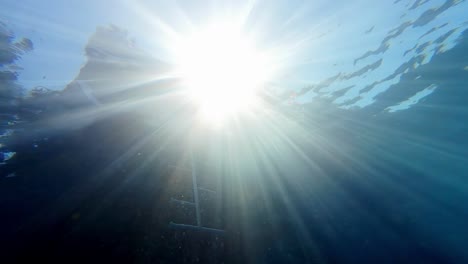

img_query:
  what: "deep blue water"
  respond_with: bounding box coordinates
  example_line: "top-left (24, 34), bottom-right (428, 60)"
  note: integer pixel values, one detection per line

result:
top-left (1, 1), bottom-right (468, 263)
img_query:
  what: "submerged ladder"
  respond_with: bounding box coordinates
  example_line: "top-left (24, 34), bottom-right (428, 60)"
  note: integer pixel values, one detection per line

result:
top-left (169, 149), bottom-right (225, 235)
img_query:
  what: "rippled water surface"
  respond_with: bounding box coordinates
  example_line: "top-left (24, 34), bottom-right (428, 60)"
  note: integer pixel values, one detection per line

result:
top-left (1, 1), bottom-right (468, 263)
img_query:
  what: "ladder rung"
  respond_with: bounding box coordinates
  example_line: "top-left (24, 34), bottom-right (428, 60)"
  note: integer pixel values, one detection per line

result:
top-left (198, 187), bottom-right (216, 194)
top-left (169, 222), bottom-right (225, 235)
top-left (170, 198), bottom-right (195, 206)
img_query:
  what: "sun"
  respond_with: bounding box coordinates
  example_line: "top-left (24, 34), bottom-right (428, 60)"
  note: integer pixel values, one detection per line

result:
top-left (174, 22), bottom-right (272, 123)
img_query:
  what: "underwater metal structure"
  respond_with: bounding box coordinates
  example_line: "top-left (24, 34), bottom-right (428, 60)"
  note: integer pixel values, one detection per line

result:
top-left (168, 148), bottom-right (225, 235)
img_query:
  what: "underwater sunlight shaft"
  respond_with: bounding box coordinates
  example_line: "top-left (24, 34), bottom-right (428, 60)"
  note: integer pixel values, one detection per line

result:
top-left (173, 22), bottom-right (273, 123)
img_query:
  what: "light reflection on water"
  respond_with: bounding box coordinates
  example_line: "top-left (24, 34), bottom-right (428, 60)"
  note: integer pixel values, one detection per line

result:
top-left (0, 1), bottom-right (468, 263)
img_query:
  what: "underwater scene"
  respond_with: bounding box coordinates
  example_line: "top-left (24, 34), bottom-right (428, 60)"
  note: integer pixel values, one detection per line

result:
top-left (1, 0), bottom-right (468, 263)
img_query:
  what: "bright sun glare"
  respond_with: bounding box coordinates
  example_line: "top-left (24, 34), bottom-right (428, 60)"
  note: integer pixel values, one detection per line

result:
top-left (175, 23), bottom-right (272, 123)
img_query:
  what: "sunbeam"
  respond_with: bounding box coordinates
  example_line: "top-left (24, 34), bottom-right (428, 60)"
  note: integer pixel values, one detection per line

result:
top-left (172, 21), bottom-right (275, 123)
top-left (2, 1), bottom-right (468, 263)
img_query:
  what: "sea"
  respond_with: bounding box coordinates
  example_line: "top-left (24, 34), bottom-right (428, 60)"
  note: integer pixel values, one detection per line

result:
top-left (0, 1), bottom-right (467, 263)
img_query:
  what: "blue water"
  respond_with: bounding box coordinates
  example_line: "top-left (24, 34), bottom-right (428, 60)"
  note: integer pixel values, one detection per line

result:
top-left (1, 1), bottom-right (468, 263)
